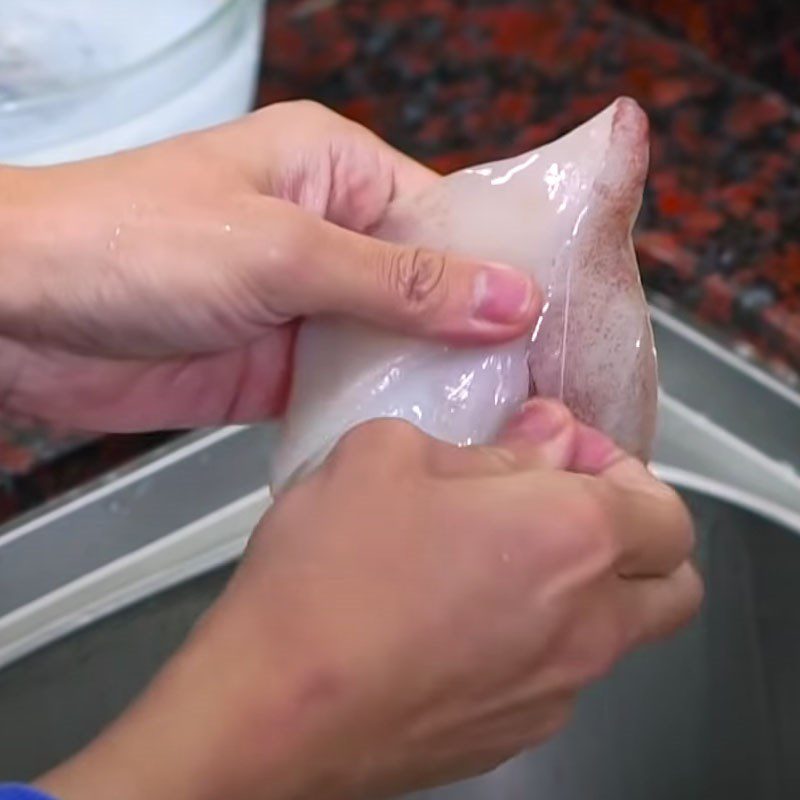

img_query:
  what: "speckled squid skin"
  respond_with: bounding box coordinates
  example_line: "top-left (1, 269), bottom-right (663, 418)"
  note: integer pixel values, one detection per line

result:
top-left (272, 98), bottom-right (656, 492)
top-left (527, 98), bottom-right (657, 462)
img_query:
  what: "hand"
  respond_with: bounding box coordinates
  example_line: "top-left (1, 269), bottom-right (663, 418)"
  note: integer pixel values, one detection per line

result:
top-left (0, 101), bottom-right (538, 432)
top-left (37, 400), bottom-right (701, 800)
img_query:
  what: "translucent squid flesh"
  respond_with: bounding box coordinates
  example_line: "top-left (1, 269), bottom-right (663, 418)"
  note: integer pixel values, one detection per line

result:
top-left (272, 98), bottom-right (657, 493)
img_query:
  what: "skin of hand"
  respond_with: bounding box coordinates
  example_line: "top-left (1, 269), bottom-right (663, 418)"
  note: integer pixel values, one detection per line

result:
top-left (0, 100), bottom-right (538, 433)
top-left (37, 399), bottom-right (702, 800)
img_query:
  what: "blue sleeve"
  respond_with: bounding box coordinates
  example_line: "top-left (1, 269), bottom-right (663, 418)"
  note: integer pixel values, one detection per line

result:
top-left (0, 787), bottom-right (58, 800)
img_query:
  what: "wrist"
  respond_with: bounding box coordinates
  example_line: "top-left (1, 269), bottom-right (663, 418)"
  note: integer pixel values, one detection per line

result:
top-left (36, 601), bottom-right (350, 800)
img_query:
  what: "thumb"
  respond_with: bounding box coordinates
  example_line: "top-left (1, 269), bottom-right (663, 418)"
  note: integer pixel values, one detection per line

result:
top-left (426, 399), bottom-right (578, 478)
top-left (263, 201), bottom-right (541, 344)
top-left (493, 399), bottom-right (579, 470)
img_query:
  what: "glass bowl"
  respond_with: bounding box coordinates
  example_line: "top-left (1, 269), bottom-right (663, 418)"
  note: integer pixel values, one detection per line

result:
top-left (0, 0), bottom-right (266, 165)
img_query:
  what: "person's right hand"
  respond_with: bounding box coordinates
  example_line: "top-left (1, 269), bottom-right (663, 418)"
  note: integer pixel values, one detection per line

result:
top-left (37, 400), bottom-right (701, 800)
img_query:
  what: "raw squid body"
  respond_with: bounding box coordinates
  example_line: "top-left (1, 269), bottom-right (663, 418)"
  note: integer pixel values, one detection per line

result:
top-left (272, 98), bottom-right (657, 493)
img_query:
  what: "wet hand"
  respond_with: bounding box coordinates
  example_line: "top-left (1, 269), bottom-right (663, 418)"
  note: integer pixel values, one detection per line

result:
top-left (37, 400), bottom-right (701, 800)
top-left (0, 101), bottom-right (538, 431)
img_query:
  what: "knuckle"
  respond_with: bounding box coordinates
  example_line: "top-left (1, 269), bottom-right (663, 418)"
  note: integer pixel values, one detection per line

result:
top-left (383, 246), bottom-right (448, 313)
top-left (559, 480), bottom-right (619, 569)
top-left (329, 421), bottom-right (381, 460)
top-left (331, 418), bottom-right (426, 465)
top-left (293, 98), bottom-right (327, 115)
top-left (263, 474), bottom-right (324, 532)
top-left (257, 201), bottom-right (312, 283)
top-left (273, 98), bottom-right (330, 123)
top-left (275, 205), bottom-right (311, 262)
top-left (662, 484), bottom-right (696, 555)
top-left (261, 212), bottom-right (331, 307)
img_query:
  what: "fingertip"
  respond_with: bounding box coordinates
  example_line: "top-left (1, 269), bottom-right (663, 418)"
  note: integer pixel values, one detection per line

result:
top-left (570, 423), bottom-right (623, 474)
top-left (496, 399), bottom-right (578, 470)
top-left (629, 561), bottom-right (705, 647)
top-left (471, 263), bottom-right (541, 328)
top-left (501, 398), bottom-right (572, 441)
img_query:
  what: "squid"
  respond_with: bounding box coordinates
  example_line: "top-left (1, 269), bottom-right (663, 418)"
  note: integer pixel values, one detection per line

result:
top-left (272, 98), bottom-right (657, 493)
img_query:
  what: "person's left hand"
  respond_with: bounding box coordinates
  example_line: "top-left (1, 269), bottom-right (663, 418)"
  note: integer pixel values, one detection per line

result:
top-left (0, 101), bottom-right (538, 432)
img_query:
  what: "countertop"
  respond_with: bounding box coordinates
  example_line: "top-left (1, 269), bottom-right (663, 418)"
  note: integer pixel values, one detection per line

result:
top-left (2, 0), bottom-right (799, 523)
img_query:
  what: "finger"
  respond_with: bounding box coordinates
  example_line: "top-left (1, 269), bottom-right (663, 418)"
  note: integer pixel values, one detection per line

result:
top-left (569, 424), bottom-right (695, 578)
top-left (493, 399), bottom-right (579, 470)
top-left (571, 422), bottom-right (673, 502)
top-left (429, 399), bottom-right (578, 478)
top-left (569, 422), bottom-right (625, 475)
top-left (259, 199), bottom-right (541, 345)
top-left (328, 417), bottom-right (431, 478)
top-left (323, 102), bottom-right (440, 198)
top-left (573, 422), bottom-right (659, 492)
top-left (591, 478), bottom-right (695, 578)
top-left (381, 142), bottom-right (441, 197)
top-left (247, 100), bottom-right (440, 218)
top-left (2, 329), bottom-right (294, 432)
top-left (620, 561), bottom-right (704, 648)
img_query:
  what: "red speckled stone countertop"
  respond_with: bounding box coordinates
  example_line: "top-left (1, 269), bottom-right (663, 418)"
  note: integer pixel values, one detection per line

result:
top-left (259, 0), bottom-right (800, 379)
top-left (617, 0), bottom-right (800, 103)
top-left (1, 0), bottom-right (799, 524)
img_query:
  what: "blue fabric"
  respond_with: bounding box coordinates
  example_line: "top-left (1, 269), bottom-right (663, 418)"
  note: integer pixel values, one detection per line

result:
top-left (0, 787), bottom-right (57, 800)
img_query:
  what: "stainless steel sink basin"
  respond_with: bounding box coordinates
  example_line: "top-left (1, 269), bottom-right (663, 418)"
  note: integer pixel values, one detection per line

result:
top-left (2, 491), bottom-right (799, 799)
top-left (1, 302), bottom-right (799, 795)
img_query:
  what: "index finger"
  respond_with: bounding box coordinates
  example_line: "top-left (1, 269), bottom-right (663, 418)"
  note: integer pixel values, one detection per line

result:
top-left (383, 143), bottom-right (441, 198)
top-left (571, 423), bottom-right (695, 578)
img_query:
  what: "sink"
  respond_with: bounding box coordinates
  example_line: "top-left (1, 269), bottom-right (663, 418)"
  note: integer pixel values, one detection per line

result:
top-left (2, 491), bottom-right (800, 799)
top-left (1, 303), bottom-right (799, 795)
